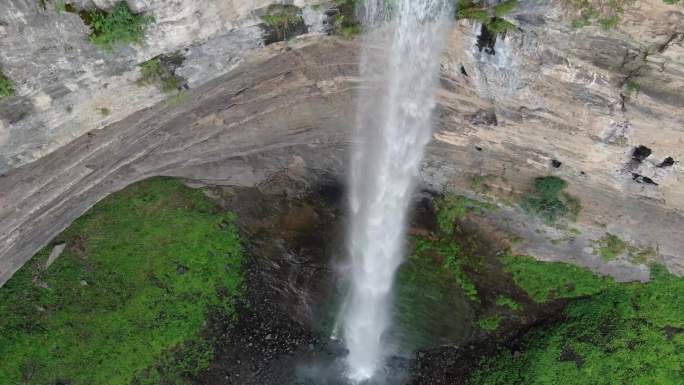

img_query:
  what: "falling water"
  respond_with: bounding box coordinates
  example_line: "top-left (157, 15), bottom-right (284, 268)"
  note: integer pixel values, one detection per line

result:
top-left (339, 0), bottom-right (453, 382)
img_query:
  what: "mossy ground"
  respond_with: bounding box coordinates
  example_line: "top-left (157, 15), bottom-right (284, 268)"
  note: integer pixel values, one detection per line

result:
top-left (469, 265), bottom-right (684, 385)
top-left (0, 178), bottom-right (243, 385)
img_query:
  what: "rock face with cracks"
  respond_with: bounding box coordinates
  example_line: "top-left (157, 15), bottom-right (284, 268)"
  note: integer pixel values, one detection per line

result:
top-left (1, 0), bottom-right (684, 286)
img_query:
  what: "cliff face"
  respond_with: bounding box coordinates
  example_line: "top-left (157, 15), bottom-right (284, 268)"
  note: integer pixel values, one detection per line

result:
top-left (0, 0), bottom-right (683, 286)
top-left (0, 0), bottom-right (323, 171)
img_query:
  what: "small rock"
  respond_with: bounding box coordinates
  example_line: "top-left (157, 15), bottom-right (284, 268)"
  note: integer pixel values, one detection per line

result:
top-left (80, 280), bottom-right (88, 286)
top-left (265, 333), bottom-right (272, 340)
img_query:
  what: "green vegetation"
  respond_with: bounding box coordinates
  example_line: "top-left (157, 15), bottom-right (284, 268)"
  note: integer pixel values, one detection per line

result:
top-left (0, 67), bottom-right (15, 98)
top-left (478, 315), bottom-right (503, 331)
top-left (414, 238), bottom-right (479, 302)
top-left (435, 194), bottom-right (497, 234)
top-left (469, 264), bottom-right (684, 385)
top-left (521, 176), bottom-right (581, 224)
top-left (568, 0), bottom-right (680, 29)
top-left (457, 0), bottom-right (518, 34)
top-left (261, 3), bottom-right (306, 42)
top-left (496, 295), bottom-right (522, 311)
top-left (592, 233), bottom-right (657, 264)
top-left (501, 254), bottom-right (613, 303)
top-left (593, 233), bottom-right (626, 261)
top-left (87, 1), bottom-right (154, 50)
top-left (53, 0), bottom-right (66, 13)
top-left (0, 178), bottom-right (243, 385)
top-left (97, 106), bottom-right (111, 116)
top-left (137, 56), bottom-right (184, 94)
top-left (330, 0), bottom-right (362, 37)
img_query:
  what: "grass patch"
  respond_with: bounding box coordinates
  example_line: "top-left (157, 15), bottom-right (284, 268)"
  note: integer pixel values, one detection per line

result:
top-left (469, 264), bottom-right (684, 385)
top-left (478, 315), bottom-right (503, 331)
top-left (501, 254), bottom-right (614, 303)
top-left (261, 4), bottom-right (306, 43)
top-left (0, 178), bottom-right (243, 385)
top-left (593, 233), bottom-right (626, 261)
top-left (435, 194), bottom-right (497, 234)
top-left (87, 1), bottom-right (154, 51)
top-left (496, 295), bottom-right (522, 311)
top-left (414, 238), bottom-right (480, 302)
top-left (0, 67), bottom-right (15, 98)
top-left (521, 176), bottom-right (581, 224)
top-left (137, 54), bottom-right (185, 94)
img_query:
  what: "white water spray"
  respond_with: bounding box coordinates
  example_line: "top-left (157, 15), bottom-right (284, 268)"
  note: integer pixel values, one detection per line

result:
top-left (339, 0), bottom-right (453, 382)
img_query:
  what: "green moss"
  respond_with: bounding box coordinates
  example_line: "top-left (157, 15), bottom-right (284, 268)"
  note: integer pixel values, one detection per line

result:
top-left (521, 176), bottom-right (581, 224)
top-left (478, 315), bottom-right (502, 331)
top-left (0, 67), bottom-right (15, 98)
top-left (87, 1), bottom-right (154, 51)
top-left (97, 106), bottom-right (111, 116)
top-left (0, 178), bottom-right (243, 385)
top-left (414, 238), bottom-right (479, 302)
top-left (329, 0), bottom-right (361, 38)
top-left (469, 264), bottom-right (684, 385)
top-left (457, 0), bottom-right (518, 34)
top-left (262, 4), bottom-right (303, 27)
top-left (496, 295), bottom-right (522, 311)
top-left (594, 233), bottom-right (627, 261)
top-left (435, 194), bottom-right (497, 234)
top-left (568, 0), bottom-right (643, 30)
top-left (493, 0), bottom-right (518, 17)
top-left (501, 254), bottom-right (614, 303)
top-left (137, 56), bottom-right (184, 94)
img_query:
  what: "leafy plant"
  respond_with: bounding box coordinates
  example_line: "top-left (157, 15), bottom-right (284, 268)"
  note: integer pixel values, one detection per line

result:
top-left (0, 68), bottom-right (15, 98)
top-left (435, 194), bottom-right (497, 234)
top-left (594, 233), bottom-right (626, 261)
top-left (457, 0), bottom-right (518, 34)
top-left (521, 176), bottom-right (581, 224)
top-left (87, 1), bottom-right (154, 50)
top-left (478, 315), bottom-right (502, 331)
top-left (137, 56), bottom-right (184, 94)
top-left (496, 295), bottom-right (522, 311)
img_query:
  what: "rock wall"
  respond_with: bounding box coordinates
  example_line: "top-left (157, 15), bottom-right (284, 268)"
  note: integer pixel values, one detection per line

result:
top-left (0, 0), bottom-right (323, 171)
top-left (0, 0), bottom-right (683, 286)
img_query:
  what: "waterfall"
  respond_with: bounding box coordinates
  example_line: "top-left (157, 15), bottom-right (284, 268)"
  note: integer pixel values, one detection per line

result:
top-left (339, 0), bottom-right (453, 382)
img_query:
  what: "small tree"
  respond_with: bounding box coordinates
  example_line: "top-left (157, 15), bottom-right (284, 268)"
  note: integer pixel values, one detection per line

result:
top-left (521, 176), bottom-right (580, 224)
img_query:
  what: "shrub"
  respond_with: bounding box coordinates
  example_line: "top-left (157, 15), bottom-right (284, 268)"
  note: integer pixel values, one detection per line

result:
top-left (478, 315), bottom-right (502, 331)
top-left (137, 56), bottom-right (184, 94)
top-left (457, 0), bottom-right (518, 34)
top-left (88, 1), bottom-right (154, 50)
top-left (593, 233), bottom-right (627, 261)
top-left (496, 295), bottom-right (522, 311)
top-left (0, 67), bottom-right (15, 98)
top-left (521, 176), bottom-right (581, 224)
